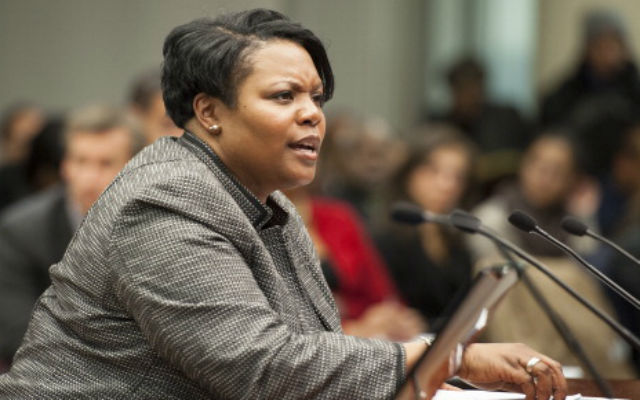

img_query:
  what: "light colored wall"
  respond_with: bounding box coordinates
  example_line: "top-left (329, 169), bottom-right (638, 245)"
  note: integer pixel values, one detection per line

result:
top-left (292, 0), bottom-right (427, 131)
top-left (0, 0), bottom-right (285, 113)
top-left (0, 0), bottom-right (426, 132)
top-left (537, 0), bottom-right (640, 97)
top-left (424, 0), bottom-right (537, 115)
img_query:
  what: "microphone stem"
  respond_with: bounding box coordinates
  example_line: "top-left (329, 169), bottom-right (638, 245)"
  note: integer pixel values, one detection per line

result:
top-left (490, 240), bottom-right (613, 397)
top-left (587, 230), bottom-right (640, 268)
top-left (477, 228), bottom-right (640, 351)
top-left (534, 229), bottom-right (640, 310)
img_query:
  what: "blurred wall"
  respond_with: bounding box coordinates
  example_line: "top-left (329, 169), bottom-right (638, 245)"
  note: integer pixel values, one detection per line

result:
top-left (537, 0), bottom-right (640, 98)
top-left (0, 0), bottom-right (425, 132)
top-left (424, 0), bottom-right (536, 115)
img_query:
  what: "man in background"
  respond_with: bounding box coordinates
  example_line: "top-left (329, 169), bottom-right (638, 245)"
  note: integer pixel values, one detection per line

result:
top-left (0, 105), bottom-right (144, 368)
top-left (128, 68), bottom-right (182, 144)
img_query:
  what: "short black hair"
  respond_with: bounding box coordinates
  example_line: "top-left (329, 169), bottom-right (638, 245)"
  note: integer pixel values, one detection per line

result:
top-left (161, 8), bottom-right (334, 128)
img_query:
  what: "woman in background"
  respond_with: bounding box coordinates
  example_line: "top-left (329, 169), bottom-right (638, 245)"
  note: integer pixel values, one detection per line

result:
top-left (468, 133), bottom-right (634, 378)
top-left (377, 124), bottom-right (476, 328)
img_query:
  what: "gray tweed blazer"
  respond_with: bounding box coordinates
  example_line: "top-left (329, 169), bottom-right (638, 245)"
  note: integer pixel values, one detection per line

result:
top-left (0, 132), bottom-right (405, 399)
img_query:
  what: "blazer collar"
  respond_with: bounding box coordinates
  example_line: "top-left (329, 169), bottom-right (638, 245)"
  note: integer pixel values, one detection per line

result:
top-left (179, 131), bottom-right (287, 230)
top-left (179, 131), bottom-right (340, 331)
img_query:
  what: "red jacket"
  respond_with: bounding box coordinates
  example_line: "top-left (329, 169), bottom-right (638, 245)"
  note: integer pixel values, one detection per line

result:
top-left (311, 198), bottom-right (398, 319)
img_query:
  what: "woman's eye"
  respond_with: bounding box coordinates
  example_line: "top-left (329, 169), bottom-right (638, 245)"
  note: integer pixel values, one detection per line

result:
top-left (272, 91), bottom-right (294, 101)
top-left (312, 93), bottom-right (325, 106)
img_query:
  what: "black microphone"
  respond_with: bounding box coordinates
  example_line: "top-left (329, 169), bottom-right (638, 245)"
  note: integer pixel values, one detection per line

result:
top-left (448, 210), bottom-right (640, 351)
top-left (390, 201), bottom-right (452, 226)
top-left (561, 215), bottom-right (640, 269)
top-left (508, 210), bottom-right (640, 310)
top-left (394, 206), bottom-right (621, 395)
top-left (448, 210), bottom-right (612, 394)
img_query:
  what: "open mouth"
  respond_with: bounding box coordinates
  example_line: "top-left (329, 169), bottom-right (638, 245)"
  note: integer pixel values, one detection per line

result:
top-left (289, 136), bottom-right (321, 156)
top-left (289, 143), bottom-right (317, 153)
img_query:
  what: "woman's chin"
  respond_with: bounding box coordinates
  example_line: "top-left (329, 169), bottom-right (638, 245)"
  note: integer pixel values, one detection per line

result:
top-left (282, 174), bottom-right (316, 192)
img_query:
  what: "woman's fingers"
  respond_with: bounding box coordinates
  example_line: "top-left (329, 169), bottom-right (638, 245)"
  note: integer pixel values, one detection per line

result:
top-left (527, 355), bottom-right (567, 400)
top-left (528, 361), bottom-right (553, 400)
top-left (519, 354), bottom-right (567, 400)
top-left (458, 343), bottom-right (567, 400)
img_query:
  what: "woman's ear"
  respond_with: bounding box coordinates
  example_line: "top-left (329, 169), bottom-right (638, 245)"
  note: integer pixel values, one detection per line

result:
top-left (192, 93), bottom-right (223, 135)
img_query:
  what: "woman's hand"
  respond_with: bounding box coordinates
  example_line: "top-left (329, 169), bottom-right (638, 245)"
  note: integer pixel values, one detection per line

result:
top-left (457, 343), bottom-right (567, 400)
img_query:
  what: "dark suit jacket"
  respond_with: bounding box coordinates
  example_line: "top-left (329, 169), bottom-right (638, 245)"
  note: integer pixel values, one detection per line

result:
top-left (0, 186), bottom-right (74, 362)
top-left (0, 133), bottom-right (404, 399)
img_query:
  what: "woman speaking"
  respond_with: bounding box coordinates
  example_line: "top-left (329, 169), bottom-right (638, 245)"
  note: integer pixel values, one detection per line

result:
top-left (0, 9), bottom-right (565, 400)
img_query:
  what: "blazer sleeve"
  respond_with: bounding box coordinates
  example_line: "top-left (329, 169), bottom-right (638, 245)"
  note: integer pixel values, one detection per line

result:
top-left (110, 193), bottom-right (406, 399)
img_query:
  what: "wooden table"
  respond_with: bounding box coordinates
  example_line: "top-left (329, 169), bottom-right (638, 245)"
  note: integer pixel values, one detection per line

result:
top-left (567, 379), bottom-right (640, 399)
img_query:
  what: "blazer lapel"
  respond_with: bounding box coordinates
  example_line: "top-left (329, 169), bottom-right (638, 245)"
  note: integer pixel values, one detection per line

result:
top-left (281, 223), bottom-right (342, 332)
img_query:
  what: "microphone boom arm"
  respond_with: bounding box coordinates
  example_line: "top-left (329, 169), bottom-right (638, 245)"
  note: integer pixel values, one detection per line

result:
top-left (474, 225), bottom-right (640, 351)
top-left (533, 229), bottom-right (640, 310)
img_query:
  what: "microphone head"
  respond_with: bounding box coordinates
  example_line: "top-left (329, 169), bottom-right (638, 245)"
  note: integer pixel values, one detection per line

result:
top-left (508, 210), bottom-right (537, 233)
top-left (390, 202), bottom-right (426, 225)
top-left (561, 216), bottom-right (588, 236)
top-left (449, 209), bottom-right (481, 233)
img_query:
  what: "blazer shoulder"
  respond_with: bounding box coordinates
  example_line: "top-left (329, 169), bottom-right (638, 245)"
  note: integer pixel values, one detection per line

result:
top-left (106, 141), bottom-right (253, 241)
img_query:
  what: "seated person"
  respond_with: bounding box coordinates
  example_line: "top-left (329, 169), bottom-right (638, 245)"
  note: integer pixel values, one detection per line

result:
top-left (0, 103), bottom-right (45, 211)
top-left (127, 68), bottom-right (182, 144)
top-left (468, 133), bottom-right (634, 378)
top-left (377, 124), bottom-right (476, 327)
top-left (0, 105), bottom-right (144, 367)
top-left (429, 57), bottom-right (532, 198)
top-left (318, 111), bottom-right (407, 230)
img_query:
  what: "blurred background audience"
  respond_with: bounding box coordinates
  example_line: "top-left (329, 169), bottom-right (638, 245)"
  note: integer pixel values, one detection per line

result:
top-left (127, 68), bottom-right (182, 144)
top-left (375, 125), bottom-right (476, 328)
top-left (467, 133), bottom-right (634, 378)
top-left (318, 112), bottom-right (407, 230)
top-left (0, 105), bottom-right (144, 369)
top-left (541, 9), bottom-right (640, 178)
top-left (285, 185), bottom-right (426, 341)
top-left (0, 104), bottom-right (46, 210)
top-left (428, 58), bottom-right (532, 198)
top-left (2, 0), bottom-right (640, 379)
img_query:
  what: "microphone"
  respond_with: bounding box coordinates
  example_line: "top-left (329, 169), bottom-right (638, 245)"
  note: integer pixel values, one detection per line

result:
top-left (390, 201), bottom-right (452, 226)
top-left (561, 215), bottom-right (640, 269)
top-left (508, 210), bottom-right (640, 310)
top-left (448, 210), bottom-right (640, 351)
top-left (392, 205), bottom-right (624, 395)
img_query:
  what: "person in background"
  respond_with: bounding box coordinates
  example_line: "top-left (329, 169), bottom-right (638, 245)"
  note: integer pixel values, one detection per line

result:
top-left (0, 103), bottom-right (45, 210)
top-left (429, 57), bottom-right (531, 198)
top-left (467, 133), bottom-right (635, 378)
top-left (595, 122), bottom-right (640, 237)
top-left (0, 105), bottom-right (144, 369)
top-left (0, 103), bottom-right (44, 166)
top-left (540, 9), bottom-right (640, 177)
top-left (285, 185), bottom-right (426, 341)
top-left (128, 68), bottom-right (182, 144)
top-left (376, 124), bottom-right (476, 328)
top-left (596, 126), bottom-right (640, 373)
top-left (319, 111), bottom-right (407, 230)
top-left (22, 117), bottom-right (66, 193)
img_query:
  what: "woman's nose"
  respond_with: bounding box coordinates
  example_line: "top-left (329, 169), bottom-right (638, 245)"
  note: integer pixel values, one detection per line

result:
top-left (296, 96), bottom-right (322, 127)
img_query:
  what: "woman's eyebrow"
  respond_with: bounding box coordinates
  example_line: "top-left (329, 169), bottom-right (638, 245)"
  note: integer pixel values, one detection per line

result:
top-left (267, 80), bottom-right (323, 92)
